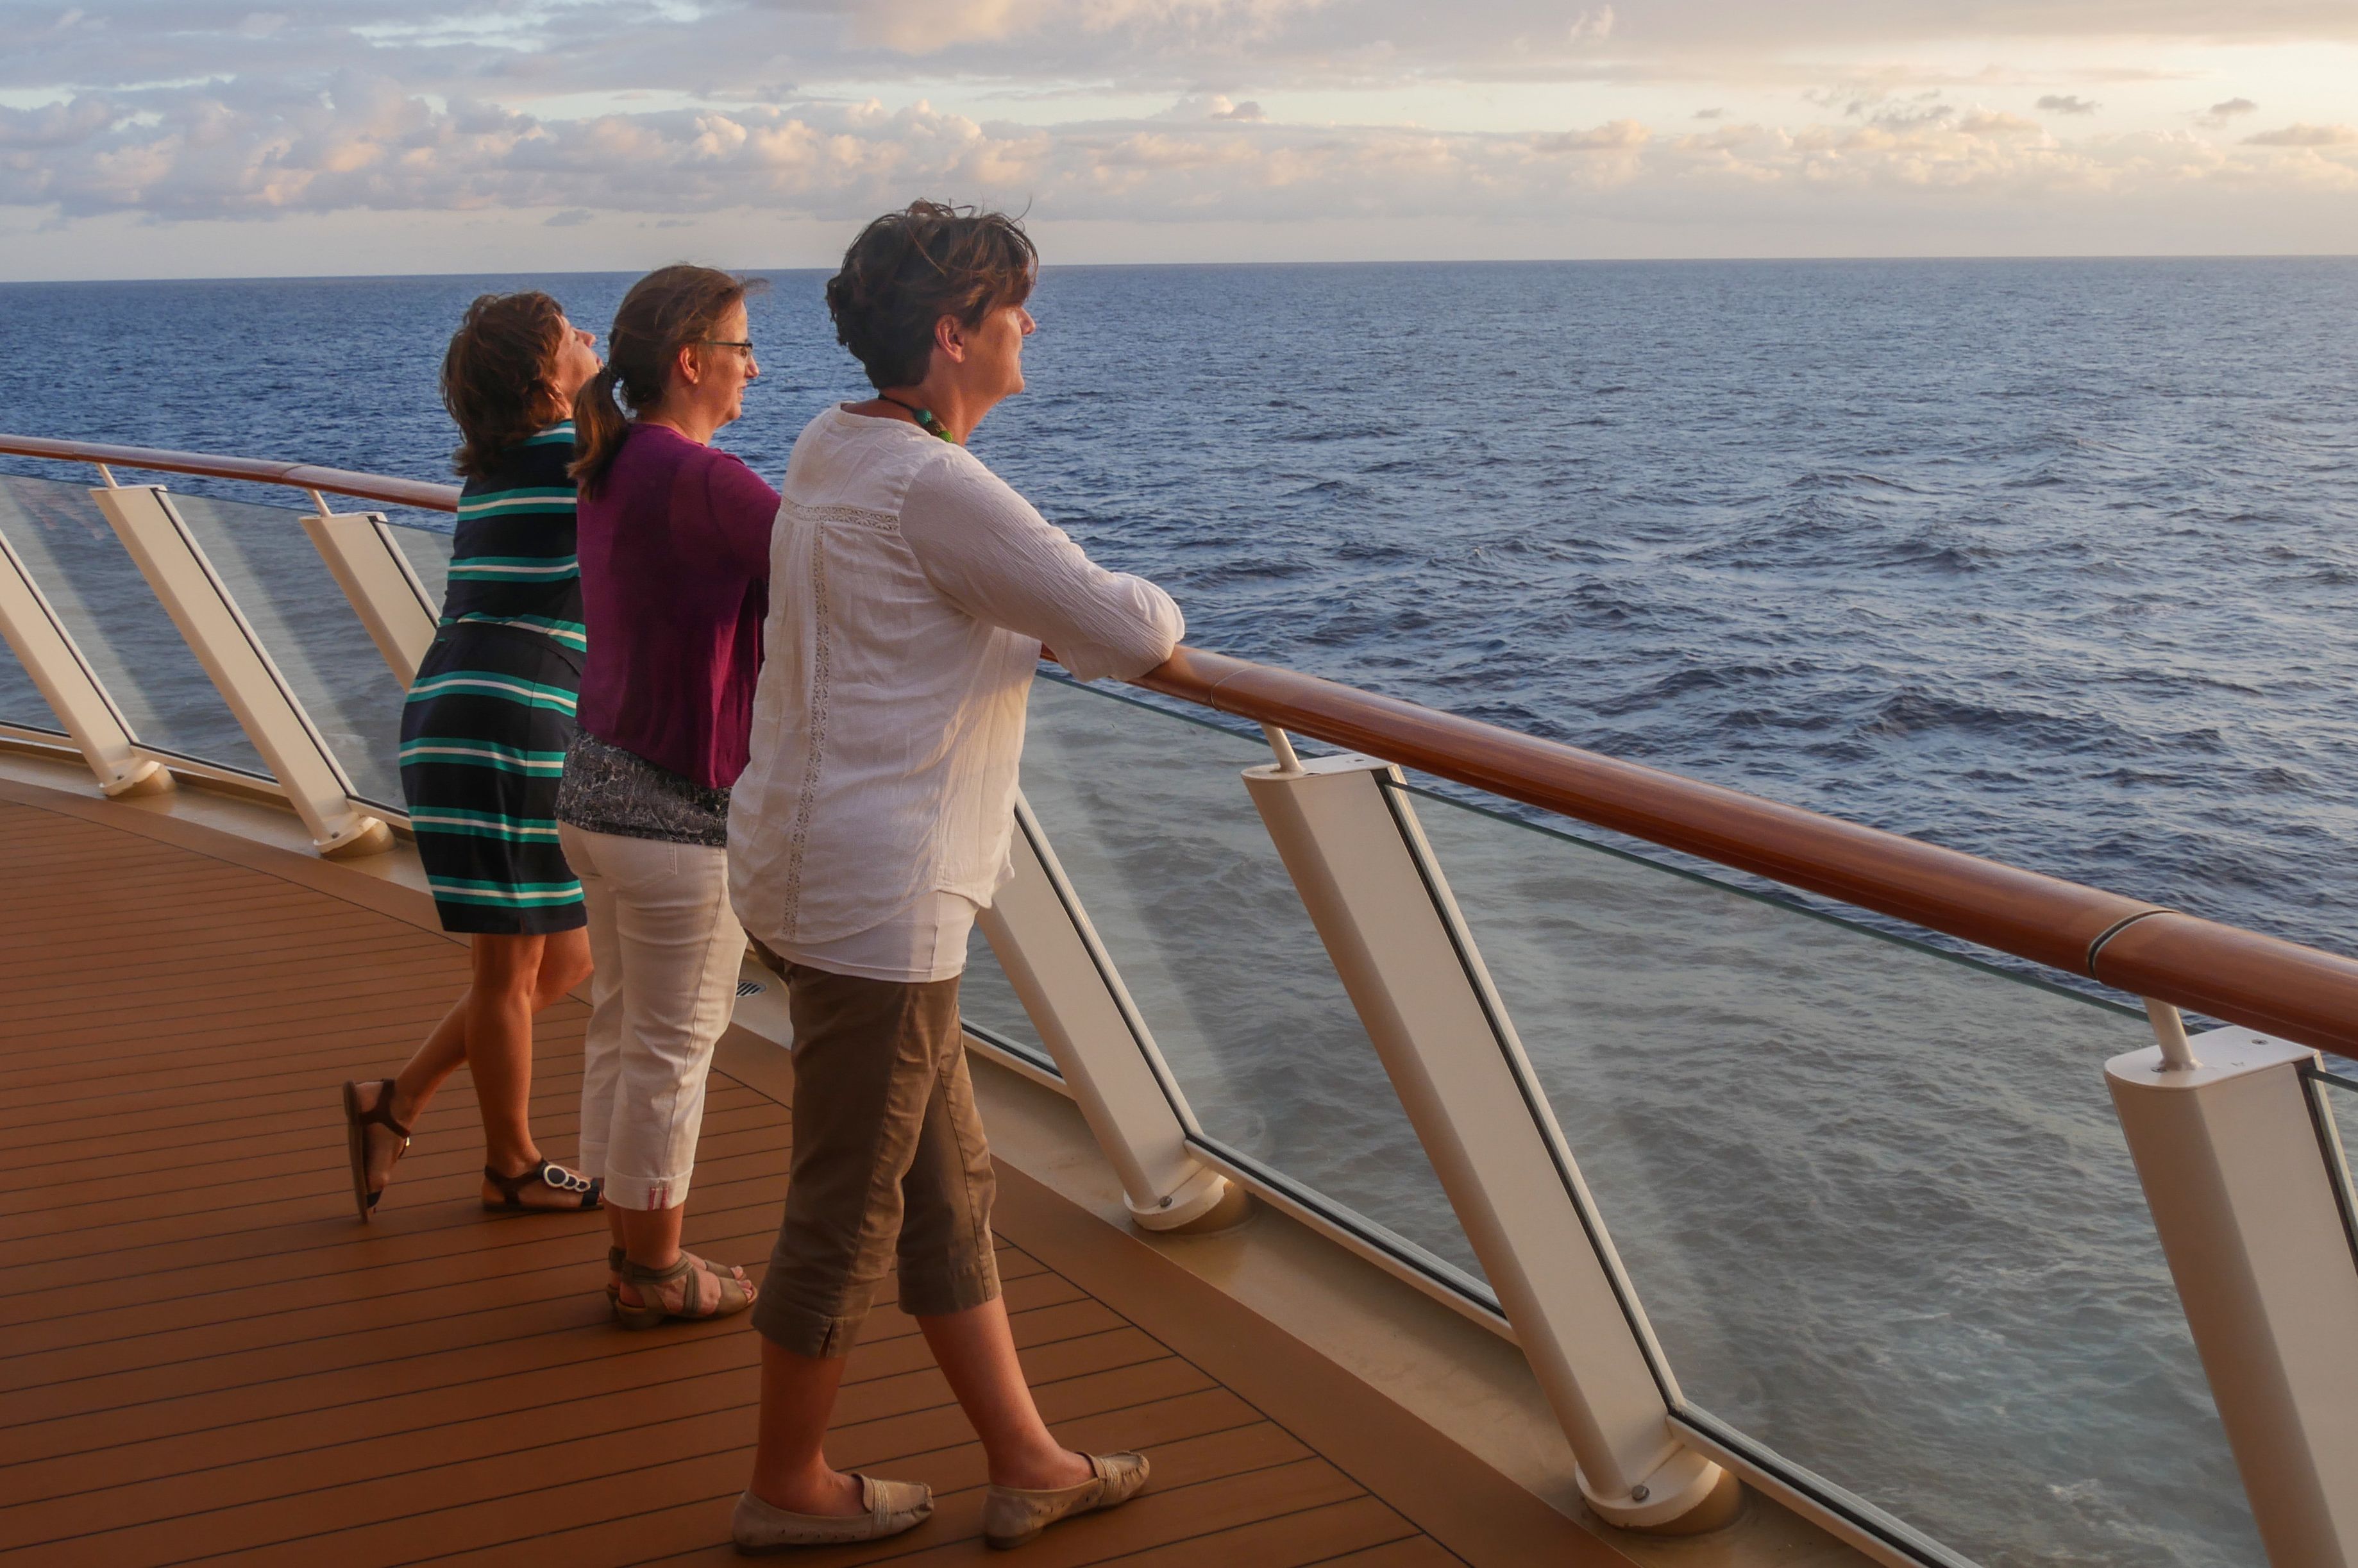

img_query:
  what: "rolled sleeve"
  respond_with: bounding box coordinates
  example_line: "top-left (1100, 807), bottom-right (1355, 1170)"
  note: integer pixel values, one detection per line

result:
top-left (899, 450), bottom-right (1183, 682)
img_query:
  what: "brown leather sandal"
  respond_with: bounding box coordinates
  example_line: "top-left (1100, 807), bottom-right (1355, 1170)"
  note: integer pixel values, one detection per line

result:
top-left (341, 1079), bottom-right (410, 1223)
top-left (482, 1160), bottom-right (602, 1213)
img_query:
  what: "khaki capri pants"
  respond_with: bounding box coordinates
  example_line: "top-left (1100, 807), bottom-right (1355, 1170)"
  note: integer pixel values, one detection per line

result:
top-left (751, 952), bottom-right (1001, 1358)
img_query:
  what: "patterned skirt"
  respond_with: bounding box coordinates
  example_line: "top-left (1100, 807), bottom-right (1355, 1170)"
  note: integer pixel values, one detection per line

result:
top-left (398, 623), bottom-right (587, 935)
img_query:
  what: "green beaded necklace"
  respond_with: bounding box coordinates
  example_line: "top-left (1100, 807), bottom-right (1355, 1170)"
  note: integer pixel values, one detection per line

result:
top-left (877, 392), bottom-right (956, 443)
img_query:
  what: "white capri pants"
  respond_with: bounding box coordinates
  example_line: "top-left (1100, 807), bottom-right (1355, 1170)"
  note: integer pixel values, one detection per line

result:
top-left (559, 823), bottom-right (745, 1211)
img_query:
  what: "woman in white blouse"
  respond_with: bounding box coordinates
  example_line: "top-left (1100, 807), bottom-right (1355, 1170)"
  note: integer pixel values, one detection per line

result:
top-left (725, 202), bottom-right (1177, 1552)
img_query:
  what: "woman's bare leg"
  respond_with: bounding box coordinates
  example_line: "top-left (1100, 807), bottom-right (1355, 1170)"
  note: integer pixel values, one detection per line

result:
top-left (465, 933), bottom-right (551, 1175)
top-left (387, 995), bottom-right (469, 1131)
top-left (919, 1298), bottom-right (1093, 1490)
top-left (357, 929), bottom-right (593, 1197)
top-left (747, 1340), bottom-right (863, 1515)
top-left (528, 926), bottom-right (594, 1009)
top-left (743, 1297), bottom-right (1088, 1519)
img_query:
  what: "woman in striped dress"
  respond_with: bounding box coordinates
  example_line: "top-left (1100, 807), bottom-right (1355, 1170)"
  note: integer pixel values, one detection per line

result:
top-left (339, 292), bottom-right (608, 1220)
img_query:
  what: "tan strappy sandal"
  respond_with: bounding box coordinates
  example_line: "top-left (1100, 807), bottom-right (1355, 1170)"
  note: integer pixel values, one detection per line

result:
top-left (340, 1078), bottom-right (410, 1223)
top-left (612, 1251), bottom-right (755, 1330)
top-left (602, 1245), bottom-right (750, 1311)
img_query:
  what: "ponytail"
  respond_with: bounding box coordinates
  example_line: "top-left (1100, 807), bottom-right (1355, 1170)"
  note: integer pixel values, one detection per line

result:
top-left (568, 263), bottom-right (767, 499)
top-left (570, 365), bottom-right (630, 498)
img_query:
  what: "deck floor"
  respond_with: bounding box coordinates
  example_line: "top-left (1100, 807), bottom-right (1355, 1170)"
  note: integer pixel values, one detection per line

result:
top-left (0, 791), bottom-right (1599, 1568)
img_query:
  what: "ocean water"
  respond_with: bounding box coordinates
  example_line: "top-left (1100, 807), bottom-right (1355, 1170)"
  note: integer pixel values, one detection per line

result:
top-left (3, 258), bottom-right (2355, 1566)
top-left (8, 259), bottom-right (2357, 957)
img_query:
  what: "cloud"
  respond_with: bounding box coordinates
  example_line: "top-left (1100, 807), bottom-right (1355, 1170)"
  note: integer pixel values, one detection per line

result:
top-left (4, 77), bottom-right (2351, 236)
top-left (2198, 96), bottom-right (2259, 126)
top-left (2244, 122), bottom-right (2358, 146)
top-left (1535, 119), bottom-right (1649, 153)
top-left (1958, 110), bottom-right (2043, 138)
top-left (2035, 94), bottom-right (2099, 114)
top-left (1567, 5), bottom-right (1613, 44)
top-left (1156, 94), bottom-right (1267, 122)
top-left (1806, 88), bottom-right (1960, 130)
top-left (1693, 108), bottom-right (1723, 120)
top-left (8, 2), bottom-right (2358, 105)
top-left (1874, 103), bottom-right (1955, 130)
top-left (779, 0), bottom-right (2358, 74)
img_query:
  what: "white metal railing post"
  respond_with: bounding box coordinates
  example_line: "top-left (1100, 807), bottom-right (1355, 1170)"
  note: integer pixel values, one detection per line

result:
top-left (90, 484), bottom-right (391, 857)
top-left (2107, 1021), bottom-right (2358, 1568)
top-left (301, 491), bottom-right (438, 688)
top-left (0, 527), bottom-right (172, 797)
top-left (976, 792), bottom-right (1240, 1231)
top-left (1242, 748), bottom-right (1731, 1531)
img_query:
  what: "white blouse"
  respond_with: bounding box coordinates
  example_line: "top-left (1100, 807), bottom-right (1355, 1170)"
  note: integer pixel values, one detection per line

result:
top-left (770, 889), bottom-right (979, 985)
top-left (727, 407), bottom-right (1183, 954)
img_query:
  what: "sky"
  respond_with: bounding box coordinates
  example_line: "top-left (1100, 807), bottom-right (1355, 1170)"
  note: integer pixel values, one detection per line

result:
top-left (1, 1), bottom-right (2355, 279)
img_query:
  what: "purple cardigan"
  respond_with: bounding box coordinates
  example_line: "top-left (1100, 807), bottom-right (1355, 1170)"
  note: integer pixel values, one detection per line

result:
top-left (574, 423), bottom-right (780, 789)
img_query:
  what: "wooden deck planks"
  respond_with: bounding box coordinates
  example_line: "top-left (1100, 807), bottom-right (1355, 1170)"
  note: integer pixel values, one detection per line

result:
top-left (0, 797), bottom-right (1515, 1567)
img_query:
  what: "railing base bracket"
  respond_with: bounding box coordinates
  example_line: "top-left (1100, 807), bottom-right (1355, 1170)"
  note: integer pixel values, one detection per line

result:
top-left (100, 760), bottom-right (175, 798)
top-left (317, 816), bottom-right (395, 860)
top-left (1127, 1167), bottom-right (1243, 1233)
top-left (1579, 1449), bottom-right (1733, 1531)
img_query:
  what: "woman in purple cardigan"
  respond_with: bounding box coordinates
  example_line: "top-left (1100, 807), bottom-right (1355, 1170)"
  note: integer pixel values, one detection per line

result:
top-left (557, 266), bottom-right (779, 1326)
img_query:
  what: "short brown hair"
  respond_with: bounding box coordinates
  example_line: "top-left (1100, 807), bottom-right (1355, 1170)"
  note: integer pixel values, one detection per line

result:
top-left (825, 201), bottom-right (1037, 390)
top-left (570, 264), bottom-right (762, 498)
top-left (441, 292), bottom-right (568, 478)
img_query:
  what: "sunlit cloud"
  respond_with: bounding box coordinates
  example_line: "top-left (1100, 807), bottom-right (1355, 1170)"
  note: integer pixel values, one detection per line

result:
top-left (6, 77), bottom-right (2352, 230)
top-left (12, 1), bottom-right (2358, 99)
top-left (2243, 121), bottom-right (2358, 146)
top-left (0, 0), bottom-right (2352, 269)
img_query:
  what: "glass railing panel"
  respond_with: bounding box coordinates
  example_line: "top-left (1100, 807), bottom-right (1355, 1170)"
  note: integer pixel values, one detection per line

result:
top-left (391, 521), bottom-right (452, 612)
top-left (168, 492), bottom-right (410, 808)
top-left (2312, 1063), bottom-right (2358, 1263)
top-left (1016, 675), bottom-right (1487, 1288)
top-left (1406, 783), bottom-right (2261, 1568)
top-left (0, 633), bottom-right (61, 736)
top-left (0, 475), bottom-right (265, 774)
top-left (959, 926), bottom-right (1059, 1078)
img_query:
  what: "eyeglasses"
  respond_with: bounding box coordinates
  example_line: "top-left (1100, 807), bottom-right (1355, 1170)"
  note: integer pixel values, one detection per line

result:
top-left (702, 339), bottom-right (755, 355)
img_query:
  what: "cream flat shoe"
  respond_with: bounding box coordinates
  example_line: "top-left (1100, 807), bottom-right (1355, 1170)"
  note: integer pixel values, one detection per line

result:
top-left (730, 1475), bottom-right (932, 1553)
top-left (983, 1451), bottom-right (1150, 1550)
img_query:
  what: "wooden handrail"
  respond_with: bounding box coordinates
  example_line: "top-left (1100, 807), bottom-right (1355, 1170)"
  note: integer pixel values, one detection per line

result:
top-left (0, 434), bottom-right (461, 513)
top-left (8, 432), bottom-right (2355, 1056)
top-left (1135, 646), bottom-right (2358, 1059)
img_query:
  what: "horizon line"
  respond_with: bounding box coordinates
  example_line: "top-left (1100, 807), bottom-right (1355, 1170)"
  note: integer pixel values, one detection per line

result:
top-left (5, 250), bottom-right (2358, 288)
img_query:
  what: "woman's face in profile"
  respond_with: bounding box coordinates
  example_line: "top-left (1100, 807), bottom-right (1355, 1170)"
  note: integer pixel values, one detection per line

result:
top-left (704, 301), bottom-right (759, 425)
top-left (964, 303), bottom-right (1035, 398)
top-left (546, 314), bottom-right (602, 414)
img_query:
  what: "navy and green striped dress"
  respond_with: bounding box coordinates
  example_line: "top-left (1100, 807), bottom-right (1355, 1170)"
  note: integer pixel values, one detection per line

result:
top-left (399, 423), bottom-right (589, 934)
